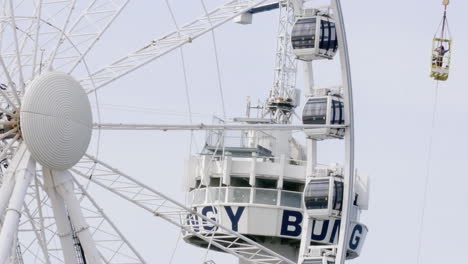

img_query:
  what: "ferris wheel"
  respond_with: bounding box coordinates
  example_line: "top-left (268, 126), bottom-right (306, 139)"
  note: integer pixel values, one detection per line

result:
top-left (0, 0), bottom-right (367, 264)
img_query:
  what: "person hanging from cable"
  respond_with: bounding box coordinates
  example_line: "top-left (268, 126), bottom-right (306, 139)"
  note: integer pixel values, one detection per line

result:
top-left (430, 0), bottom-right (452, 81)
top-left (433, 44), bottom-right (450, 68)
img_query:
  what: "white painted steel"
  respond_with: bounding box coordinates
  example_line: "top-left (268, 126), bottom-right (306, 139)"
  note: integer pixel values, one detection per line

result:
top-left (72, 177), bottom-right (147, 264)
top-left (94, 122), bottom-right (347, 131)
top-left (297, 0), bottom-right (361, 263)
top-left (7, 0), bottom-right (25, 92)
top-left (21, 71), bottom-right (92, 170)
top-left (21, 203), bottom-right (51, 264)
top-left (72, 154), bottom-right (295, 264)
top-left (268, 0), bottom-right (297, 124)
top-left (0, 0), bottom-right (366, 263)
top-left (58, 0), bottom-right (131, 73)
top-left (81, 0), bottom-right (269, 93)
top-left (52, 170), bottom-right (102, 264)
top-left (330, 1), bottom-right (355, 264)
top-left (0, 144), bottom-right (28, 220)
top-left (0, 148), bottom-right (35, 263)
top-left (303, 61), bottom-right (314, 97)
top-left (39, 168), bottom-right (146, 264)
top-left (46, 0), bottom-right (78, 71)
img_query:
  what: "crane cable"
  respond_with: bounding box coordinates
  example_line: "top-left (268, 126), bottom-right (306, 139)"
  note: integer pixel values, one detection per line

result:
top-left (200, 0), bottom-right (227, 120)
top-left (417, 2), bottom-right (451, 262)
top-left (163, 1), bottom-right (199, 263)
top-left (199, 1), bottom-right (229, 261)
top-left (416, 80), bottom-right (440, 264)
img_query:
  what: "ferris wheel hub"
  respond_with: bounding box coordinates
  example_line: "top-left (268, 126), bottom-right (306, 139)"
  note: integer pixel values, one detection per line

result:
top-left (20, 71), bottom-right (92, 170)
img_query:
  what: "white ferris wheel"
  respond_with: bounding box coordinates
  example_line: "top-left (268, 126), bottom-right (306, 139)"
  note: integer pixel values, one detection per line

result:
top-left (0, 0), bottom-right (368, 264)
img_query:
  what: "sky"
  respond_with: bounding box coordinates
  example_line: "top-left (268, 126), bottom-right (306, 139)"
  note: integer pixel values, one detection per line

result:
top-left (71, 0), bottom-right (468, 263)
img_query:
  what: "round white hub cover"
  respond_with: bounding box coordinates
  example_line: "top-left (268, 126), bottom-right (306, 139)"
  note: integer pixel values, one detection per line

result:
top-left (20, 71), bottom-right (92, 170)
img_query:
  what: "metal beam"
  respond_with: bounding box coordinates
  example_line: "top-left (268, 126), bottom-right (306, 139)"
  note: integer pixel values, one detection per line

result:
top-left (93, 123), bottom-right (347, 131)
top-left (80, 0), bottom-right (270, 94)
top-left (72, 154), bottom-right (295, 264)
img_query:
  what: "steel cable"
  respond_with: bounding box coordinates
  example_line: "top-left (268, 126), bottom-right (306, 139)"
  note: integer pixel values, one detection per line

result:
top-left (416, 80), bottom-right (439, 264)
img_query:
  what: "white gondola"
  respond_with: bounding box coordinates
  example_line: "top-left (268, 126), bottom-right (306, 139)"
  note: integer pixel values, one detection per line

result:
top-left (303, 176), bottom-right (343, 219)
top-left (302, 258), bottom-right (335, 264)
top-left (302, 96), bottom-right (345, 139)
top-left (291, 14), bottom-right (338, 61)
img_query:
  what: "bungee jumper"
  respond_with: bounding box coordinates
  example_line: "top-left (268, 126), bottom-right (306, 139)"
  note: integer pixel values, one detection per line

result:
top-left (430, 0), bottom-right (452, 81)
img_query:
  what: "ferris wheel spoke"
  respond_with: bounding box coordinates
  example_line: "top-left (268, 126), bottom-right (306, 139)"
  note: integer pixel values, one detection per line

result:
top-left (31, 0), bottom-right (43, 79)
top-left (7, 0), bottom-right (26, 92)
top-left (16, 241), bottom-right (48, 264)
top-left (72, 154), bottom-right (295, 264)
top-left (58, 0), bottom-right (131, 74)
top-left (0, 134), bottom-right (20, 161)
top-left (93, 122), bottom-right (347, 131)
top-left (19, 174), bottom-right (53, 264)
top-left (0, 89), bottom-right (19, 111)
top-left (45, 0), bottom-right (77, 71)
top-left (0, 106), bottom-right (14, 115)
top-left (0, 128), bottom-right (18, 142)
top-left (24, 177), bottom-right (72, 263)
top-left (20, 0), bottom-right (82, 77)
top-left (5, 10), bottom-right (41, 85)
top-left (0, 52), bottom-right (22, 106)
top-left (19, 203), bottom-right (51, 264)
top-left (80, 0), bottom-right (269, 94)
top-left (0, 0), bottom-right (7, 48)
top-left (72, 177), bottom-right (146, 264)
top-left (0, 55), bottom-right (21, 108)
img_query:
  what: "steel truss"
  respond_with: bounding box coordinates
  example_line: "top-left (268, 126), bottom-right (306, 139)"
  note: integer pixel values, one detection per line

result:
top-left (71, 154), bottom-right (295, 264)
top-left (267, 0), bottom-right (298, 123)
top-left (0, 0), bottom-right (129, 78)
top-left (79, 0), bottom-right (269, 93)
top-left (17, 170), bottom-right (146, 264)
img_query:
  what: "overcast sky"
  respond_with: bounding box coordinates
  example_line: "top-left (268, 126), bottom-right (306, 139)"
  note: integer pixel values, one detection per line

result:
top-left (77, 0), bottom-right (468, 263)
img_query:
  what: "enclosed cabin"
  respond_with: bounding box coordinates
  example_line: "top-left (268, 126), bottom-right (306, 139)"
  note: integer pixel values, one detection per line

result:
top-left (302, 93), bottom-right (345, 140)
top-left (304, 176), bottom-right (343, 219)
top-left (291, 12), bottom-right (338, 61)
top-left (302, 257), bottom-right (335, 264)
top-left (302, 258), bottom-right (335, 264)
top-left (301, 246), bottom-right (337, 264)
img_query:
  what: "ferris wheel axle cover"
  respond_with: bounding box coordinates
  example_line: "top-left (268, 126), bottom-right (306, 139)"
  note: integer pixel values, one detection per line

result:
top-left (21, 71), bottom-right (92, 170)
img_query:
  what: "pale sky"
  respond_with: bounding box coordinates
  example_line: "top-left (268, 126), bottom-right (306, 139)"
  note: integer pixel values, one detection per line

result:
top-left (77, 0), bottom-right (468, 263)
